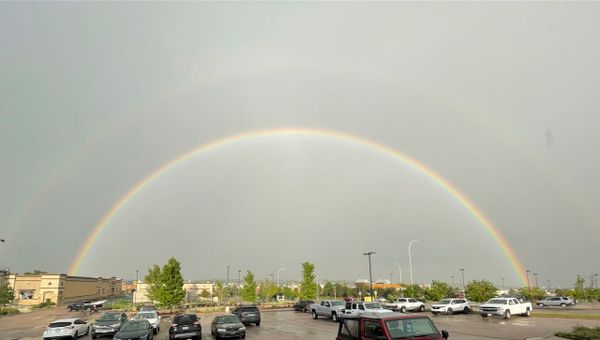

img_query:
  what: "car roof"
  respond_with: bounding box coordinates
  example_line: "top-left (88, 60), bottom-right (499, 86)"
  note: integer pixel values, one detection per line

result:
top-left (51, 318), bottom-right (78, 323)
top-left (341, 312), bottom-right (426, 320)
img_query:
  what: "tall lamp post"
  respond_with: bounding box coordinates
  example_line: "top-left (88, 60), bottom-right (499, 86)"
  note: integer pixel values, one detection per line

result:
top-left (393, 263), bottom-right (402, 284)
top-left (227, 266), bottom-right (230, 284)
top-left (526, 270), bottom-right (531, 290)
top-left (276, 268), bottom-right (286, 287)
top-left (363, 251), bottom-right (376, 298)
top-left (238, 270), bottom-right (242, 284)
top-left (534, 272), bottom-right (539, 288)
top-left (460, 268), bottom-right (466, 290)
top-left (408, 240), bottom-right (419, 285)
top-left (451, 275), bottom-right (455, 288)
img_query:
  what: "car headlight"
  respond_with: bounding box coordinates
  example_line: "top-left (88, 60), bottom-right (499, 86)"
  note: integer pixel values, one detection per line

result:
top-left (111, 323), bottom-right (121, 328)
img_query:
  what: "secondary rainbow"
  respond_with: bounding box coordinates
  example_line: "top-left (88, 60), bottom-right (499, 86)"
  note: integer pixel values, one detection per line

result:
top-left (69, 127), bottom-right (528, 285)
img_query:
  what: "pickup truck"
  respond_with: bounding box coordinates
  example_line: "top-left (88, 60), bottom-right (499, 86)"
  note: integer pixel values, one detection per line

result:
top-left (343, 301), bottom-right (394, 317)
top-left (479, 297), bottom-right (532, 319)
top-left (384, 298), bottom-right (426, 313)
top-left (310, 300), bottom-right (346, 322)
top-left (67, 300), bottom-right (105, 312)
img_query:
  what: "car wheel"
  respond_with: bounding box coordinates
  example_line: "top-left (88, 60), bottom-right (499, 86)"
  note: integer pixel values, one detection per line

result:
top-left (86, 326), bottom-right (89, 335)
top-left (153, 328), bottom-right (157, 334)
top-left (312, 311), bottom-right (318, 319)
top-left (67, 307), bottom-right (72, 312)
top-left (432, 312), bottom-right (438, 315)
top-left (400, 306), bottom-right (407, 313)
top-left (523, 308), bottom-right (531, 317)
top-left (419, 305), bottom-right (425, 312)
top-left (538, 303), bottom-right (545, 307)
top-left (463, 306), bottom-right (470, 314)
top-left (241, 333), bottom-right (246, 338)
top-left (255, 321), bottom-right (260, 326)
top-left (73, 331), bottom-right (78, 339)
top-left (303, 307), bottom-right (307, 313)
top-left (332, 313), bottom-right (338, 322)
top-left (480, 313), bottom-right (488, 318)
top-left (560, 303), bottom-right (567, 307)
top-left (446, 308), bottom-right (453, 315)
top-left (504, 310), bottom-right (511, 319)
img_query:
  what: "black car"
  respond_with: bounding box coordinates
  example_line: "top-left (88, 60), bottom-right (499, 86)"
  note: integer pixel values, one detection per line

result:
top-left (114, 320), bottom-right (154, 340)
top-left (293, 300), bottom-right (314, 313)
top-left (211, 315), bottom-right (246, 339)
top-left (67, 301), bottom-right (93, 312)
top-left (169, 314), bottom-right (202, 340)
top-left (91, 312), bottom-right (128, 338)
top-left (231, 306), bottom-right (261, 326)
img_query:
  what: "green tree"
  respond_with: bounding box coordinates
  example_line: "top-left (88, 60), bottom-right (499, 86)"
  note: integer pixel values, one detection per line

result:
top-left (144, 258), bottom-right (186, 308)
top-left (215, 281), bottom-right (225, 303)
top-left (574, 275), bottom-right (586, 301)
top-left (23, 270), bottom-right (47, 275)
top-left (424, 281), bottom-right (454, 301)
top-left (259, 280), bottom-right (278, 301)
top-left (299, 262), bottom-right (317, 300)
top-left (322, 281), bottom-right (335, 297)
top-left (518, 287), bottom-right (545, 301)
top-left (0, 285), bottom-right (15, 305)
top-left (282, 286), bottom-right (297, 300)
top-left (199, 289), bottom-right (211, 299)
top-left (403, 284), bottom-right (424, 299)
top-left (465, 280), bottom-right (497, 302)
top-left (241, 271), bottom-right (257, 303)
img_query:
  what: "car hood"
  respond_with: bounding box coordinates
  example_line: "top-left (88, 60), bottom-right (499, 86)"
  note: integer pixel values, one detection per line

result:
top-left (95, 320), bottom-right (121, 326)
top-left (215, 322), bottom-right (244, 328)
top-left (114, 330), bottom-right (149, 339)
top-left (431, 304), bottom-right (450, 308)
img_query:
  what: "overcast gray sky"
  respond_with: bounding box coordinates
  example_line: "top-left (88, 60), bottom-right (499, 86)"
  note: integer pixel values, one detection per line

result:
top-left (1, 2), bottom-right (599, 288)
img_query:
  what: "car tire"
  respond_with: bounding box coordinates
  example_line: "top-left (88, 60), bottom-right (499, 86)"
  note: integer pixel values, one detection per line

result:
top-left (480, 313), bottom-right (488, 318)
top-left (419, 305), bottom-right (425, 312)
top-left (256, 321), bottom-right (260, 327)
top-left (463, 306), bottom-right (470, 314)
top-left (312, 311), bottom-right (318, 319)
top-left (432, 312), bottom-right (438, 315)
top-left (332, 313), bottom-right (338, 322)
top-left (303, 307), bottom-right (307, 313)
top-left (523, 308), bottom-right (531, 317)
top-left (538, 303), bottom-right (545, 307)
top-left (73, 331), bottom-right (78, 339)
top-left (67, 307), bottom-right (72, 312)
top-left (86, 326), bottom-right (89, 335)
top-left (560, 303), bottom-right (567, 307)
top-left (504, 310), bottom-right (511, 319)
top-left (400, 306), bottom-right (407, 313)
top-left (446, 308), bottom-right (453, 315)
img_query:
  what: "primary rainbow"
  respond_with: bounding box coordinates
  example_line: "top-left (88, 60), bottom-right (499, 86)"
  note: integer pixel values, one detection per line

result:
top-left (69, 127), bottom-right (528, 285)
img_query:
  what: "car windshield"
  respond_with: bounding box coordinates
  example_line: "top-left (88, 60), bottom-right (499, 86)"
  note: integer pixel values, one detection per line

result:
top-left (331, 301), bottom-right (345, 306)
top-left (365, 303), bottom-right (382, 309)
top-left (135, 312), bottom-right (156, 319)
top-left (437, 299), bottom-right (452, 305)
top-left (487, 299), bottom-right (507, 304)
top-left (216, 316), bottom-right (240, 324)
top-left (386, 318), bottom-right (438, 339)
top-left (49, 322), bottom-right (72, 328)
top-left (174, 315), bottom-right (198, 324)
top-left (242, 307), bottom-right (258, 312)
top-left (120, 321), bottom-right (147, 332)
top-left (98, 313), bottom-right (121, 321)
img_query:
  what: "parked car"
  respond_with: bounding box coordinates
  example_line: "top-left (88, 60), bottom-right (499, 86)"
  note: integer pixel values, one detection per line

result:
top-left (91, 312), bottom-right (128, 338)
top-left (67, 300), bottom-right (104, 312)
top-left (113, 320), bottom-right (154, 340)
top-left (335, 312), bottom-right (449, 340)
top-left (430, 299), bottom-right (470, 315)
top-left (384, 298), bottom-right (426, 313)
top-left (43, 318), bottom-right (89, 339)
top-left (211, 315), bottom-right (246, 339)
top-left (293, 300), bottom-right (314, 313)
top-left (169, 314), bottom-right (202, 340)
top-left (134, 310), bottom-right (161, 334)
top-left (343, 301), bottom-right (394, 317)
top-left (479, 297), bottom-right (532, 319)
top-left (536, 296), bottom-right (575, 307)
top-left (310, 300), bottom-right (346, 322)
top-left (231, 305), bottom-right (261, 326)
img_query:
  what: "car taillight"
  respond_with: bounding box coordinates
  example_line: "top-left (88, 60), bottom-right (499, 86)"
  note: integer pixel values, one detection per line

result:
top-left (193, 321), bottom-right (200, 325)
top-left (171, 323), bottom-right (177, 327)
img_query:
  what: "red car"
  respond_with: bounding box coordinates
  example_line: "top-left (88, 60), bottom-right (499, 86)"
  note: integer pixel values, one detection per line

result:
top-left (336, 312), bottom-right (449, 340)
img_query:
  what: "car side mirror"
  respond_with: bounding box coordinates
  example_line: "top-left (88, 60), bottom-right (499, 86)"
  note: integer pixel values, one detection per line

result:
top-left (442, 330), bottom-right (449, 339)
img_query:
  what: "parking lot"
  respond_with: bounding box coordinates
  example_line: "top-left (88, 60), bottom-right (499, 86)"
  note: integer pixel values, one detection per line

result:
top-left (2, 307), bottom-right (600, 340)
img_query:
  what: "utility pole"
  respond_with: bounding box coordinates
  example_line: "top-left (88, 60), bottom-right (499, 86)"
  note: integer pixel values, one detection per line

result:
top-left (363, 251), bottom-right (376, 298)
top-left (227, 265), bottom-right (230, 284)
top-left (547, 279), bottom-right (551, 290)
top-left (501, 277), bottom-right (505, 291)
top-left (460, 269), bottom-right (466, 290)
top-left (389, 273), bottom-right (393, 284)
top-left (238, 270), bottom-right (241, 284)
top-left (526, 270), bottom-right (531, 290)
top-left (534, 272), bottom-right (539, 288)
top-left (451, 275), bottom-right (455, 288)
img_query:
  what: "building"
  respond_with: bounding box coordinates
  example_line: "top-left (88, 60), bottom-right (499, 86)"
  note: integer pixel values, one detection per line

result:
top-left (133, 282), bottom-right (214, 304)
top-left (5, 273), bottom-right (122, 306)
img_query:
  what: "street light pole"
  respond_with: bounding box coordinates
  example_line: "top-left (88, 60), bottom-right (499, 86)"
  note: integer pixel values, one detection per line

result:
top-left (408, 240), bottom-right (419, 285)
top-left (501, 277), bottom-right (505, 291)
top-left (451, 275), bottom-right (455, 288)
top-left (276, 268), bottom-right (286, 287)
top-left (389, 273), bottom-right (393, 284)
top-left (534, 272), bottom-right (539, 288)
top-left (526, 270), bottom-right (531, 290)
top-left (227, 266), bottom-right (230, 284)
top-left (363, 251), bottom-right (376, 298)
top-left (460, 269), bottom-right (465, 290)
top-left (393, 263), bottom-right (402, 284)
top-left (238, 270), bottom-right (242, 284)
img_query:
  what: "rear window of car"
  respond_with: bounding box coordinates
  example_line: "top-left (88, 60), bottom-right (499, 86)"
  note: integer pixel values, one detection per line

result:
top-left (49, 322), bottom-right (72, 328)
top-left (242, 307), bottom-right (258, 312)
top-left (173, 315), bottom-right (197, 324)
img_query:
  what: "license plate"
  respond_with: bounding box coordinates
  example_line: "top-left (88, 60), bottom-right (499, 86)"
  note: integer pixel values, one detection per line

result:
top-left (182, 326), bottom-right (189, 330)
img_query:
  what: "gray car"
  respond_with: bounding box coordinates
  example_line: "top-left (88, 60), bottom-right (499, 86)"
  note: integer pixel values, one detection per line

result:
top-left (231, 306), bottom-right (261, 326)
top-left (536, 296), bottom-right (575, 307)
top-left (211, 315), bottom-right (246, 339)
top-left (91, 312), bottom-right (128, 338)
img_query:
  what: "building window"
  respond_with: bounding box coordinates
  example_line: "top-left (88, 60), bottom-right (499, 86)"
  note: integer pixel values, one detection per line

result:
top-left (20, 290), bottom-right (34, 300)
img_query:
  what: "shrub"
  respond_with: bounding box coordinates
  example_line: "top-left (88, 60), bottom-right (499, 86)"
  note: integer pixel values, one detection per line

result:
top-left (555, 326), bottom-right (600, 339)
top-left (0, 307), bottom-right (20, 315)
top-left (33, 299), bottom-right (56, 309)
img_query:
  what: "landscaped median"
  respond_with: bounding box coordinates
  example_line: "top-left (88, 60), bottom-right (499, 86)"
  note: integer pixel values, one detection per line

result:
top-left (532, 312), bottom-right (600, 320)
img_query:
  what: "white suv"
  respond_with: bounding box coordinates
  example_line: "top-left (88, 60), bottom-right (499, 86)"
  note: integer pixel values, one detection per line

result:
top-left (134, 311), bottom-right (161, 334)
top-left (384, 298), bottom-right (426, 312)
top-left (43, 318), bottom-right (89, 339)
top-left (431, 298), bottom-right (471, 315)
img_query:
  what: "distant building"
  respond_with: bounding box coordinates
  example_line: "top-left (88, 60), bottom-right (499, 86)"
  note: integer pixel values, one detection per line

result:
top-left (5, 273), bottom-right (122, 306)
top-left (133, 282), bottom-right (214, 304)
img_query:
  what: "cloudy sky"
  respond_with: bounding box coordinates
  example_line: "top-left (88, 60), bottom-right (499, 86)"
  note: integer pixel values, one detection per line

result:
top-left (1, 2), bottom-right (599, 288)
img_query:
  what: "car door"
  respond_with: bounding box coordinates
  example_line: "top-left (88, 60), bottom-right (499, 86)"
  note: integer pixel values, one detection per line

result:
top-left (408, 298), bottom-right (418, 309)
top-left (74, 319), bottom-right (86, 334)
